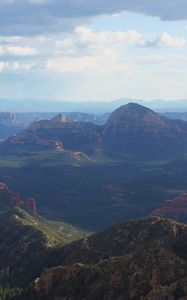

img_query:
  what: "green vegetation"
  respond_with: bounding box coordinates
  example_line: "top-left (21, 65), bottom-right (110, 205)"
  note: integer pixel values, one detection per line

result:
top-left (0, 183), bottom-right (186, 299)
top-left (33, 217), bottom-right (187, 300)
top-left (0, 203), bottom-right (87, 298)
top-left (0, 151), bottom-right (183, 230)
top-left (0, 286), bottom-right (23, 300)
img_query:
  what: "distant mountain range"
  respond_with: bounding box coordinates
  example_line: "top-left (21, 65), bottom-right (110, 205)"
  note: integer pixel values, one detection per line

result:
top-left (1, 98), bottom-right (187, 113)
top-left (162, 112), bottom-right (187, 121)
top-left (1, 99), bottom-right (187, 142)
top-left (3, 103), bottom-right (187, 158)
top-left (0, 111), bottom-right (109, 141)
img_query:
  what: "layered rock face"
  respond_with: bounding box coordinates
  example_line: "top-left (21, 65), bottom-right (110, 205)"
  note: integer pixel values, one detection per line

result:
top-left (153, 193), bottom-right (187, 223)
top-left (103, 103), bottom-right (187, 156)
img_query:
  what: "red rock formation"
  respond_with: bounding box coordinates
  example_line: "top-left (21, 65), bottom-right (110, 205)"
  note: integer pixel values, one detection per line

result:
top-left (0, 182), bottom-right (37, 215)
top-left (153, 193), bottom-right (187, 223)
top-left (0, 183), bottom-right (8, 190)
top-left (54, 141), bottom-right (63, 151)
top-left (24, 198), bottom-right (37, 215)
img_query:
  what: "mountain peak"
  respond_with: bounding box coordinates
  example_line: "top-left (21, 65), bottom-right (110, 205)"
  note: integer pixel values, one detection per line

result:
top-left (125, 102), bottom-right (150, 110)
top-left (52, 113), bottom-right (70, 123)
top-left (106, 102), bottom-right (159, 127)
top-left (117, 102), bottom-right (153, 112)
top-left (102, 103), bottom-right (186, 156)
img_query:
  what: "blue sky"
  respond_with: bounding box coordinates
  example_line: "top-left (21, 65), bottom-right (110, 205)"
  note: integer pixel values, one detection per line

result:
top-left (1, 0), bottom-right (187, 102)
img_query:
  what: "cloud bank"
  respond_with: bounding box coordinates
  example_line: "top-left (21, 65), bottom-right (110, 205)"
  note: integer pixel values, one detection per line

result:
top-left (1, 0), bottom-right (187, 36)
top-left (0, 26), bottom-right (185, 76)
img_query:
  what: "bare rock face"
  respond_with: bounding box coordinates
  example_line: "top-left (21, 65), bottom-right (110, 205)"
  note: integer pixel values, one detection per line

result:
top-left (24, 198), bottom-right (37, 215)
top-left (0, 112), bottom-right (19, 126)
top-left (0, 182), bottom-right (37, 215)
top-left (35, 263), bottom-right (85, 295)
top-left (28, 113), bottom-right (70, 131)
top-left (54, 141), bottom-right (63, 151)
top-left (153, 193), bottom-right (187, 223)
top-left (52, 113), bottom-right (70, 124)
top-left (0, 182), bottom-right (8, 190)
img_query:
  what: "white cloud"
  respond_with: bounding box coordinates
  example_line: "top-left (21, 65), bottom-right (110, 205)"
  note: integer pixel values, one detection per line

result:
top-left (139, 32), bottom-right (186, 48)
top-left (46, 27), bottom-right (143, 74)
top-left (46, 50), bottom-right (187, 76)
top-left (54, 28), bottom-right (186, 65)
top-left (0, 60), bottom-right (38, 73)
top-left (75, 26), bottom-right (142, 46)
top-left (54, 26), bottom-right (143, 58)
top-left (45, 27), bottom-right (187, 75)
top-left (46, 51), bottom-right (133, 75)
top-left (0, 62), bottom-right (6, 72)
top-left (0, 27), bottom-right (186, 77)
top-left (11, 61), bottom-right (36, 71)
top-left (132, 54), bottom-right (187, 64)
top-left (0, 45), bottom-right (37, 56)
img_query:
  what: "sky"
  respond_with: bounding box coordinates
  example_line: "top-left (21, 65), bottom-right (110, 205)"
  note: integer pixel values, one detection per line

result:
top-left (1, 0), bottom-right (187, 102)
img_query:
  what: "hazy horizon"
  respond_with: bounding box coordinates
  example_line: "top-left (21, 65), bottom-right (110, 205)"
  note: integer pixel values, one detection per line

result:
top-left (1, 97), bottom-right (187, 103)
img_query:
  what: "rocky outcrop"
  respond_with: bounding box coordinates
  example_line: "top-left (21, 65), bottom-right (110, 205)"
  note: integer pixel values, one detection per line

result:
top-left (24, 198), bottom-right (37, 215)
top-left (28, 113), bottom-right (70, 131)
top-left (0, 182), bottom-right (37, 215)
top-left (153, 193), bottom-right (187, 223)
top-left (0, 112), bottom-right (19, 126)
top-left (65, 112), bottom-right (108, 125)
top-left (52, 113), bottom-right (70, 124)
top-left (35, 263), bottom-right (85, 296)
top-left (0, 182), bottom-right (8, 190)
top-left (0, 112), bottom-right (24, 140)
